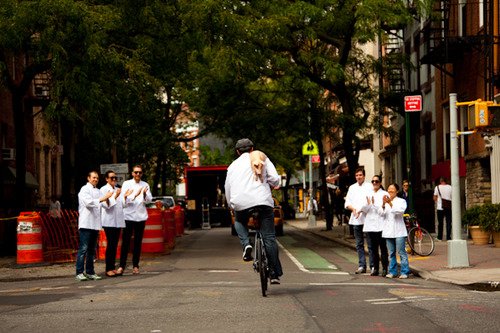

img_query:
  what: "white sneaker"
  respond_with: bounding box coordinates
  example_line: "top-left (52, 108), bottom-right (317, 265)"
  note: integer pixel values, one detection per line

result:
top-left (399, 274), bottom-right (408, 279)
top-left (385, 273), bottom-right (394, 279)
top-left (75, 273), bottom-right (88, 281)
top-left (86, 274), bottom-right (102, 280)
top-left (243, 245), bottom-right (253, 261)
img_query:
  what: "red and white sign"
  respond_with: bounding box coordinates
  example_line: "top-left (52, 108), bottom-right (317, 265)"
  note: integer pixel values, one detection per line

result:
top-left (404, 95), bottom-right (422, 112)
top-left (311, 155), bottom-right (320, 163)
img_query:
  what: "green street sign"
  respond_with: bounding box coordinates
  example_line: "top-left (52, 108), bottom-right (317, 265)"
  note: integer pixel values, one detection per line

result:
top-left (302, 140), bottom-right (319, 155)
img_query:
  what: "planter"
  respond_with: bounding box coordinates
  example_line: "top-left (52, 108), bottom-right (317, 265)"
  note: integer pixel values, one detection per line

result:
top-left (493, 231), bottom-right (500, 248)
top-left (469, 226), bottom-right (490, 245)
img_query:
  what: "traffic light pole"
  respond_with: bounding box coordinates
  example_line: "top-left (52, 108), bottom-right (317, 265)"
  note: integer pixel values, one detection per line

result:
top-left (308, 154), bottom-right (316, 227)
top-left (448, 93), bottom-right (469, 268)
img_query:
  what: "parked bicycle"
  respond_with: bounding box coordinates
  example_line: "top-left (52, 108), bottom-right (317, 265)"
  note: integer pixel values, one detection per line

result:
top-left (404, 213), bottom-right (435, 256)
top-left (249, 208), bottom-right (270, 297)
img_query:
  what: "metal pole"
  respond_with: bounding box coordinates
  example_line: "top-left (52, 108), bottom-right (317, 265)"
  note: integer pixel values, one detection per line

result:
top-left (405, 112), bottom-right (413, 212)
top-left (308, 154), bottom-right (316, 226)
top-left (448, 93), bottom-right (469, 268)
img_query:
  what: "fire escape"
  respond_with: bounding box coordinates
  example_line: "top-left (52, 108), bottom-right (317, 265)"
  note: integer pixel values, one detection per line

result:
top-left (420, 0), bottom-right (499, 99)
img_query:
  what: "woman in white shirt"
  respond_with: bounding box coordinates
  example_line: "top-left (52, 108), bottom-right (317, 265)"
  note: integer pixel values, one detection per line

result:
top-left (381, 183), bottom-right (410, 279)
top-left (362, 175), bottom-right (388, 276)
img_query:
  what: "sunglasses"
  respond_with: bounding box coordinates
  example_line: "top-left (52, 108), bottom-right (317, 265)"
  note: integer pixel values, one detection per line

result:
top-left (371, 180), bottom-right (380, 184)
top-left (133, 171), bottom-right (143, 175)
top-left (109, 176), bottom-right (118, 180)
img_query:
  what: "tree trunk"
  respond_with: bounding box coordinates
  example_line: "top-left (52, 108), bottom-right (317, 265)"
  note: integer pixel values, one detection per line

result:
top-left (12, 90), bottom-right (27, 210)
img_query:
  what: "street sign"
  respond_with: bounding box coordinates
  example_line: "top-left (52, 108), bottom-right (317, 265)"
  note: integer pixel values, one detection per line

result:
top-left (302, 140), bottom-right (319, 155)
top-left (404, 95), bottom-right (422, 112)
top-left (311, 155), bottom-right (320, 163)
top-left (100, 163), bottom-right (129, 175)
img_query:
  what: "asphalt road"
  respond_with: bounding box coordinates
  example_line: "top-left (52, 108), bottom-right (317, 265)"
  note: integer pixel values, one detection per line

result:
top-left (0, 226), bottom-right (499, 333)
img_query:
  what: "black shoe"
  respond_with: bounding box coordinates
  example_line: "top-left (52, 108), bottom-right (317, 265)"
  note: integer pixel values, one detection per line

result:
top-left (242, 245), bottom-right (253, 261)
top-left (382, 269), bottom-right (388, 277)
top-left (370, 267), bottom-right (379, 276)
top-left (355, 267), bottom-right (366, 274)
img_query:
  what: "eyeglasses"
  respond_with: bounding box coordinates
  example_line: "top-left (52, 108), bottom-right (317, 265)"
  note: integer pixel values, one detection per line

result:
top-left (133, 171), bottom-right (143, 175)
top-left (110, 176), bottom-right (118, 180)
top-left (371, 180), bottom-right (380, 184)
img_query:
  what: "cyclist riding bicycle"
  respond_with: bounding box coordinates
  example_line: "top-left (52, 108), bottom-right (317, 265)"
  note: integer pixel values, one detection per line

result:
top-left (225, 138), bottom-right (283, 284)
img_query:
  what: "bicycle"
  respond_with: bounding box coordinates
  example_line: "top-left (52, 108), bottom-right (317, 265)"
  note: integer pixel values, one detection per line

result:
top-left (249, 208), bottom-right (270, 297)
top-left (404, 213), bottom-right (435, 256)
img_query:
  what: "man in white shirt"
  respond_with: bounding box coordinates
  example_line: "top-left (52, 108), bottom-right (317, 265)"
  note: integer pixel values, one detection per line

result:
top-left (117, 165), bottom-right (152, 275)
top-left (75, 171), bottom-right (113, 281)
top-left (225, 138), bottom-right (283, 284)
top-left (433, 177), bottom-right (452, 241)
top-left (345, 167), bottom-right (372, 274)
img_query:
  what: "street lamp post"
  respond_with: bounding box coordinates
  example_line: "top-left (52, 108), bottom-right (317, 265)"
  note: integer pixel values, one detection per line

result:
top-left (448, 93), bottom-right (469, 268)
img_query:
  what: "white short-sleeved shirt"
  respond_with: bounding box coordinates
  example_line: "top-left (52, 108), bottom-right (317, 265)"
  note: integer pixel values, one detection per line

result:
top-left (434, 184), bottom-right (452, 210)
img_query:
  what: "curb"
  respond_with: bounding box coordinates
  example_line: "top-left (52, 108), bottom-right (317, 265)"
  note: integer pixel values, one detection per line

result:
top-left (288, 222), bottom-right (499, 291)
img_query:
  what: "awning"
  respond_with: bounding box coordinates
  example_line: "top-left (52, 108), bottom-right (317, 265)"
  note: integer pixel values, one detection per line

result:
top-left (1, 166), bottom-right (39, 188)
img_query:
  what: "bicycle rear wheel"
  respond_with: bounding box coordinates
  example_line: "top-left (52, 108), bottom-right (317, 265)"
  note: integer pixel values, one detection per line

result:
top-left (256, 237), bottom-right (268, 297)
top-left (408, 227), bottom-right (435, 256)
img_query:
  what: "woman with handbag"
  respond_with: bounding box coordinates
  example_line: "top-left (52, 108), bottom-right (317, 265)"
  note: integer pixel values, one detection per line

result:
top-left (433, 177), bottom-right (452, 241)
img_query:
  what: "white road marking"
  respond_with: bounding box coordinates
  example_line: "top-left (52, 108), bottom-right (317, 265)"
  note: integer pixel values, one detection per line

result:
top-left (207, 270), bottom-right (239, 273)
top-left (310, 282), bottom-right (419, 287)
top-left (366, 295), bottom-right (438, 305)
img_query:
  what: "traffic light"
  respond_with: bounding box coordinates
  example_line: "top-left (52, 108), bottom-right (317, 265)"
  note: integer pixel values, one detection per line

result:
top-left (467, 100), bottom-right (500, 128)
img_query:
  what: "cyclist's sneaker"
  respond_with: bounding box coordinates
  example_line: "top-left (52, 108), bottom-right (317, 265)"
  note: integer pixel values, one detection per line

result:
top-left (75, 273), bottom-right (88, 281)
top-left (86, 273), bottom-right (102, 280)
top-left (385, 273), bottom-right (395, 279)
top-left (243, 245), bottom-right (253, 261)
top-left (399, 274), bottom-right (408, 279)
top-left (270, 278), bottom-right (280, 285)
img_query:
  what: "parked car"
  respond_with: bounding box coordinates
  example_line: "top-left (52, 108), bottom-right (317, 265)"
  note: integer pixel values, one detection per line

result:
top-left (146, 196), bottom-right (176, 209)
top-left (230, 197), bottom-right (284, 236)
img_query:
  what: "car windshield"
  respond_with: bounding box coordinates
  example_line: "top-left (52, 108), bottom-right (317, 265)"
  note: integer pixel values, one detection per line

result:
top-left (154, 197), bottom-right (174, 208)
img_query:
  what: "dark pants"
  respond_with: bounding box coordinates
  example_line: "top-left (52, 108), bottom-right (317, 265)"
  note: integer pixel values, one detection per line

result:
top-left (353, 225), bottom-right (366, 269)
top-left (235, 206), bottom-right (283, 278)
top-left (75, 228), bottom-right (99, 275)
top-left (103, 227), bottom-right (122, 272)
top-left (437, 209), bottom-right (452, 240)
top-left (366, 231), bottom-right (388, 273)
top-left (120, 220), bottom-right (146, 269)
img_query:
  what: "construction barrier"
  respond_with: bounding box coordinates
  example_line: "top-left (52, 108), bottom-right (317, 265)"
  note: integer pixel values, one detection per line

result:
top-left (142, 208), bottom-right (164, 253)
top-left (163, 209), bottom-right (175, 249)
top-left (39, 210), bottom-right (79, 263)
top-left (97, 230), bottom-right (122, 260)
top-left (17, 212), bottom-right (43, 264)
top-left (173, 206), bottom-right (185, 236)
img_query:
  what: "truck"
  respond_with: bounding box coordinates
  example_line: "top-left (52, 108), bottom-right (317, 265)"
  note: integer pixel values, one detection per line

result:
top-left (183, 165), bottom-right (231, 229)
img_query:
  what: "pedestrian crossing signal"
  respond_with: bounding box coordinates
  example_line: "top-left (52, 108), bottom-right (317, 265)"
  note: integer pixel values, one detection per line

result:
top-left (467, 100), bottom-right (500, 128)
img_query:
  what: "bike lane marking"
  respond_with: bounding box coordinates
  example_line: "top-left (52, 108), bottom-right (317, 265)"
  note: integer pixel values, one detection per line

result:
top-left (277, 236), bottom-right (348, 275)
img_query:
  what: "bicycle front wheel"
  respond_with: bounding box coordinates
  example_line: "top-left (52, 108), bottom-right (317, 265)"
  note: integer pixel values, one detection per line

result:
top-left (408, 227), bottom-right (435, 256)
top-left (256, 238), bottom-right (267, 296)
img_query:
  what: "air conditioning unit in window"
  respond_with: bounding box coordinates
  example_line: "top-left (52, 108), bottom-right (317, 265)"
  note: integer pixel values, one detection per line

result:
top-left (1, 148), bottom-right (15, 160)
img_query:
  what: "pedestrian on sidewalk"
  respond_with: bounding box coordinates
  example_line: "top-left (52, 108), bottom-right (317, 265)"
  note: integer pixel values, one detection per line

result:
top-left (100, 170), bottom-right (132, 277)
top-left (398, 180), bottom-right (410, 214)
top-left (362, 175), bottom-right (389, 276)
top-left (306, 195), bottom-right (318, 218)
top-left (225, 138), bottom-right (283, 284)
top-left (345, 167), bottom-right (372, 274)
top-left (75, 171), bottom-right (113, 281)
top-left (117, 165), bottom-right (152, 275)
top-left (433, 177), bottom-right (452, 241)
top-left (381, 183), bottom-right (410, 279)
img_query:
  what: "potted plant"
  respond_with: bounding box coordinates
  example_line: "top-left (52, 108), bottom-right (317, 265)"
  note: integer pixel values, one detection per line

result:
top-left (462, 204), bottom-right (491, 245)
top-left (479, 203), bottom-right (500, 247)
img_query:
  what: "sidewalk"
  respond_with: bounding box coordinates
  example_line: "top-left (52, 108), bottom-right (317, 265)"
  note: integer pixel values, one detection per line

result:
top-left (288, 217), bottom-right (500, 291)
